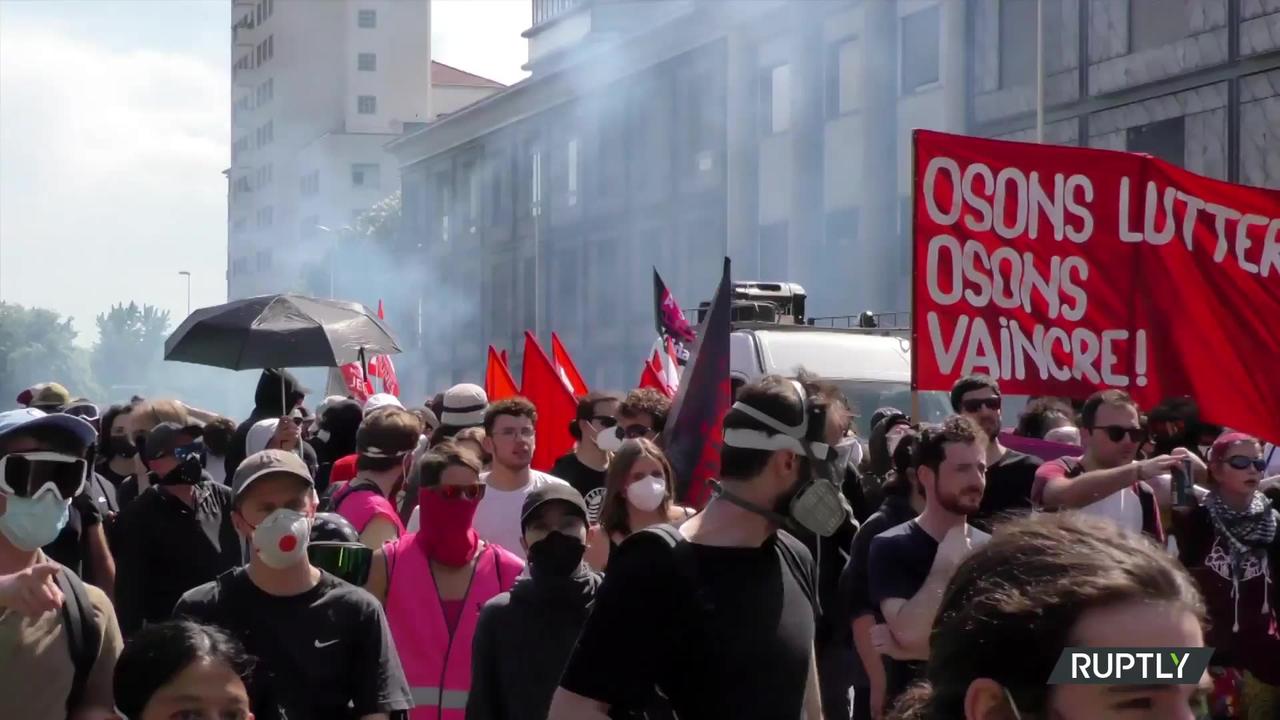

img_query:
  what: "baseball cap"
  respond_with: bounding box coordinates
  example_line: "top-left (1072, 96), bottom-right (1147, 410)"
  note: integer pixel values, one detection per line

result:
top-left (143, 422), bottom-right (203, 461)
top-left (364, 393), bottom-right (404, 413)
top-left (440, 383), bottom-right (488, 427)
top-left (0, 408), bottom-right (97, 449)
top-left (30, 383), bottom-right (72, 410)
top-left (520, 483), bottom-right (588, 532)
top-left (232, 449), bottom-right (314, 499)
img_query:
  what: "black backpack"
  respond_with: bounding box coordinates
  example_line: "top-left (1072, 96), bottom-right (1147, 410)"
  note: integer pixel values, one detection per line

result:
top-left (55, 566), bottom-right (101, 713)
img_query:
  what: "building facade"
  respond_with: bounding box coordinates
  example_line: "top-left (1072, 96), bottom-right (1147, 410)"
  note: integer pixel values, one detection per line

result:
top-left (389, 0), bottom-right (1279, 394)
top-left (388, 0), bottom-right (966, 391)
top-left (226, 0), bottom-right (509, 301)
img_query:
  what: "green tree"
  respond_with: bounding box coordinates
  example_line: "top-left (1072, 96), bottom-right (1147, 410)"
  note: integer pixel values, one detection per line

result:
top-left (0, 302), bottom-right (101, 404)
top-left (92, 301), bottom-right (171, 393)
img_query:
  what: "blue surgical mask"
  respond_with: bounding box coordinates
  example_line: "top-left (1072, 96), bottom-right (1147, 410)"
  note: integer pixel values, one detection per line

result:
top-left (0, 492), bottom-right (71, 551)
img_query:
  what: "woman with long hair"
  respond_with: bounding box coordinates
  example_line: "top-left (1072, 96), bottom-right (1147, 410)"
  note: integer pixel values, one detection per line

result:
top-left (1172, 432), bottom-right (1280, 719)
top-left (890, 513), bottom-right (1209, 720)
top-left (585, 439), bottom-right (693, 571)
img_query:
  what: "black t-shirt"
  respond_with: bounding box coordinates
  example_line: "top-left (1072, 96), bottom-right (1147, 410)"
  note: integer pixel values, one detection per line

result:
top-left (560, 528), bottom-right (817, 719)
top-left (971, 450), bottom-right (1042, 533)
top-left (43, 491), bottom-right (102, 578)
top-left (867, 520), bottom-right (938, 706)
top-left (175, 567), bottom-right (412, 720)
top-left (551, 453), bottom-right (606, 507)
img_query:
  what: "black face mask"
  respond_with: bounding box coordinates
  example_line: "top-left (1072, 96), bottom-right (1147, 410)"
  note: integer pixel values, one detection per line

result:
top-left (527, 531), bottom-right (586, 578)
top-left (153, 456), bottom-right (204, 486)
top-left (106, 436), bottom-right (138, 459)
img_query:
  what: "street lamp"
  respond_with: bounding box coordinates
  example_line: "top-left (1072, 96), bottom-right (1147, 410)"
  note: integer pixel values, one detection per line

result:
top-left (178, 271), bottom-right (192, 316)
top-left (315, 225), bottom-right (353, 299)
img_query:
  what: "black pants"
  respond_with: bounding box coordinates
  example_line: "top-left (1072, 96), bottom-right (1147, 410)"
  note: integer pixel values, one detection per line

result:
top-left (819, 641), bottom-right (855, 720)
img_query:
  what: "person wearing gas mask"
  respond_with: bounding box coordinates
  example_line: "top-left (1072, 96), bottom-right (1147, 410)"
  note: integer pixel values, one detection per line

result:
top-left (866, 416), bottom-right (992, 713)
top-left (176, 449), bottom-right (411, 720)
top-left (0, 408), bottom-right (124, 720)
top-left (586, 438), bottom-right (694, 571)
top-left (365, 441), bottom-right (524, 720)
top-left (330, 407), bottom-right (422, 549)
top-left (552, 374), bottom-right (842, 720)
top-left (950, 374), bottom-right (1042, 533)
top-left (113, 422), bottom-right (239, 637)
top-left (467, 483), bottom-right (602, 720)
top-left (552, 392), bottom-right (622, 504)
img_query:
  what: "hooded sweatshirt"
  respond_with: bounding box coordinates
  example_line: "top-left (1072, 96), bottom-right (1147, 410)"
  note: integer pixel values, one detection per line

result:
top-left (225, 369), bottom-right (313, 480)
top-left (466, 565), bottom-right (602, 720)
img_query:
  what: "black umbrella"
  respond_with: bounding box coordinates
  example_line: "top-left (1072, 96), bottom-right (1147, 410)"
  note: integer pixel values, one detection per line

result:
top-left (164, 294), bottom-right (401, 371)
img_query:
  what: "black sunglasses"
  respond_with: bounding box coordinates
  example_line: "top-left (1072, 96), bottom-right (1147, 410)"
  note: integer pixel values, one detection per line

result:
top-left (961, 397), bottom-right (1002, 413)
top-left (622, 424), bottom-right (654, 439)
top-left (1091, 425), bottom-right (1148, 443)
top-left (589, 416), bottom-right (618, 428)
top-left (1225, 456), bottom-right (1267, 472)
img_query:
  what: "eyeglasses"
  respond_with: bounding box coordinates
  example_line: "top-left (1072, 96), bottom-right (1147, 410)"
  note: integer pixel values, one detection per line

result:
top-left (0, 452), bottom-right (88, 501)
top-left (961, 397), bottom-right (1002, 413)
top-left (1225, 456), bottom-right (1267, 472)
top-left (589, 416), bottom-right (618, 428)
top-left (622, 424), bottom-right (654, 439)
top-left (1091, 425), bottom-right (1148, 443)
top-left (429, 483), bottom-right (487, 501)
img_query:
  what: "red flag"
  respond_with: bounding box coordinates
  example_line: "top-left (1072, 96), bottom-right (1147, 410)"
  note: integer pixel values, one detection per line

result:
top-left (551, 333), bottom-right (589, 396)
top-left (662, 258), bottom-right (732, 508)
top-left (638, 357), bottom-right (673, 398)
top-left (520, 331), bottom-right (577, 472)
top-left (338, 363), bottom-right (374, 403)
top-left (485, 345), bottom-right (520, 401)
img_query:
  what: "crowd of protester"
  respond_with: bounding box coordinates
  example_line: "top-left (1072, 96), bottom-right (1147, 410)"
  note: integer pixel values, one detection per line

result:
top-left (1, 371), bottom-right (1277, 719)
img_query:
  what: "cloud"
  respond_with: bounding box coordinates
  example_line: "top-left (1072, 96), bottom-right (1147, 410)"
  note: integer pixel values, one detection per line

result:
top-left (0, 20), bottom-right (229, 346)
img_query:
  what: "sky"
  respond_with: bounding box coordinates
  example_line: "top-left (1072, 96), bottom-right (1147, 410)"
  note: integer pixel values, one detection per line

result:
top-left (0, 0), bottom-right (530, 346)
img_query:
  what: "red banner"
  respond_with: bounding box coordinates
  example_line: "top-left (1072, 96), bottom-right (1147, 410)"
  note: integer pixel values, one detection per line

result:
top-left (912, 130), bottom-right (1280, 443)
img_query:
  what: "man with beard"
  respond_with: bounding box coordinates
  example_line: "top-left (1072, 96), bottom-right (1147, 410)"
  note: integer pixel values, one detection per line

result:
top-left (950, 375), bottom-right (1042, 532)
top-left (867, 416), bottom-right (990, 710)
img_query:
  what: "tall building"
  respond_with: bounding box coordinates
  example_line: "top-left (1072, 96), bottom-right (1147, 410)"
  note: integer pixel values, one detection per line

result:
top-left (226, 0), bottom-right (507, 300)
top-left (387, 0), bottom-right (966, 391)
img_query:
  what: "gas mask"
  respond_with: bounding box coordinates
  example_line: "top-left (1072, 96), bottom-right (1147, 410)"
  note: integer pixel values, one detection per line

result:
top-left (716, 381), bottom-right (849, 537)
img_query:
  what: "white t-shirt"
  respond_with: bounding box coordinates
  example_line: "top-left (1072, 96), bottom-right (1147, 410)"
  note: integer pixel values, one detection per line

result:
top-left (1080, 485), bottom-right (1144, 534)
top-left (471, 470), bottom-right (568, 560)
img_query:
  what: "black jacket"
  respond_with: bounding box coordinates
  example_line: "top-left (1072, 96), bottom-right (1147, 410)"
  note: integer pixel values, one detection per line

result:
top-left (112, 473), bottom-right (241, 636)
top-left (226, 369), bottom-right (309, 481)
top-left (467, 566), bottom-right (602, 720)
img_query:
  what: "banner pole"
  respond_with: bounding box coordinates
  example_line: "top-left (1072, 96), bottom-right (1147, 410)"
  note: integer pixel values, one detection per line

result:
top-left (909, 130), bottom-right (921, 422)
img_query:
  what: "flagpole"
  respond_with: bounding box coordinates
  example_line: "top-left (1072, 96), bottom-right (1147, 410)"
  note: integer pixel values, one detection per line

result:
top-left (909, 131), bottom-right (921, 423)
top-left (1036, 0), bottom-right (1045, 143)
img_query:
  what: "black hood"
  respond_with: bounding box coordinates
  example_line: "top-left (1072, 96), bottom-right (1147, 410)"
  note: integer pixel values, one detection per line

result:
top-left (252, 368), bottom-right (308, 417)
top-left (509, 566), bottom-right (601, 613)
top-left (318, 399), bottom-right (363, 460)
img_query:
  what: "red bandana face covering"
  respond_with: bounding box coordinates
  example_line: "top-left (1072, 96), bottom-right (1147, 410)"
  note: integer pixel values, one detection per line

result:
top-left (414, 489), bottom-right (481, 566)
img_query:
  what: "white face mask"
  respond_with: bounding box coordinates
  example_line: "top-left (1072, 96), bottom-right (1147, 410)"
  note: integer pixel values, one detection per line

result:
top-left (835, 436), bottom-right (864, 470)
top-left (886, 425), bottom-right (911, 457)
top-left (251, 508), bottom-right (311, 569)
top-left (596, 425), bottom-right (624, 453)
top-left (626, 474), bottom-right (667, 512)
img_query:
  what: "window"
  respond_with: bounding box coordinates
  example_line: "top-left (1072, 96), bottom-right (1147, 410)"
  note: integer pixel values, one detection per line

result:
top-left (357, 95), bottom-right (377, 114)
top-left (436, 172), bottom-right (452, 242)
top-left (530, 148), bottom-right (543, 215)
top-left (351, 163), bottom-right (381, 189)
top-left (1127, 116), bottom-right (1185, 167)
top-left (257, 78), bottom-right (274, 106)
top-left (566, 138), bottom-right (579, 206)
top-left (1131, 0), bottom-right (1188, 52)
top-left (468, 163), bottom-right (482, 223)
top-left (825, 38), bottom-right (859, 118)
top-left (901, 6), bottom-right (941, 93)
top-left (255, 250), bottom-right (273, 271)
top-left (257, 206), bottom-right (274, 228)
top-left (358, 53), bottom-right (376, 71)
top-left (999, 0), bottom-right (1037, 88)
top-left (234, 176), bottom-right (251, 194)
top-left (256, 121), bottom-right (273, 148)
top-left (256, 164), bottom-right (273, 187)
top-left (358, 9), bottom-right (376, 28)
top-left (760, 64), bottom-right (791, 134)
top-left (758, 222), bottom-right (789, 278)
top-left (300, 170), bottom-right (319, 196)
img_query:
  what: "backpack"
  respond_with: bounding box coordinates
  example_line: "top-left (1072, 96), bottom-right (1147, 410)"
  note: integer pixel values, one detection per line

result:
top-left (319, 481), bottom-right (379, 514)
top-left (55, 566), bottom-right (101, 713)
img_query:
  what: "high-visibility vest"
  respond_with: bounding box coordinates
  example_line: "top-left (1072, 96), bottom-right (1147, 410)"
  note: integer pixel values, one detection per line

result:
top-left (384, 537), bottom-right (523, 720)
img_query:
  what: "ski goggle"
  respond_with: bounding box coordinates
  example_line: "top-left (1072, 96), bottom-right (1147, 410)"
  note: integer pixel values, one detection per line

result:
top-left (1225, 456), bottom-right (1267, 472)
top-left (0, 452), bottom-right (88, 500)
top-left (61, 403), bottom-right (100, 423)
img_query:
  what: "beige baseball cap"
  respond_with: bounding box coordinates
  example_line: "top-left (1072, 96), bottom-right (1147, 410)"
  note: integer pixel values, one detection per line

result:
top-left (232, 449), bottom-right (313, 499)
